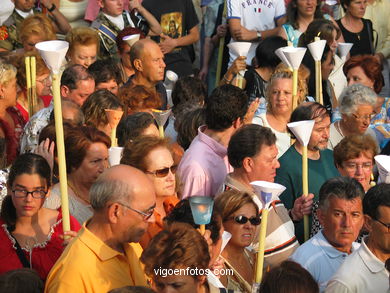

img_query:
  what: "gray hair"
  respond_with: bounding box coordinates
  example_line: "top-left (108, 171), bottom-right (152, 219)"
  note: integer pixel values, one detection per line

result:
top-left (89, 178), bottom-right (131, 210)
top-left (0, 62), bottom-right (17, 85)
top-left (339, 84), bottom-right (377, 116)
top-left (319, 177), bottom-right (365, 211)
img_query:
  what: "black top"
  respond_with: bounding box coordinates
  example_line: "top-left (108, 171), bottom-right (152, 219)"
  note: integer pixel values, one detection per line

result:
top-left (336, 18), bottom-right (374, 56)
top-left (244, 67), bottom-right (267, 104)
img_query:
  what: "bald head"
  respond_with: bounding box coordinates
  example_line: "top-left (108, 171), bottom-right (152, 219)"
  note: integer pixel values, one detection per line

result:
top-left (89, 165), bottom-right (156, 211)
top-left (130, 39), bottom-right (160, 67)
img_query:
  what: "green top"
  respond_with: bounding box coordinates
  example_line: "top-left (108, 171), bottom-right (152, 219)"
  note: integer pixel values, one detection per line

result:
top-left (275, 145), bottom-right (339, 243)
top-left (0, 10), bottom-right (26, 51)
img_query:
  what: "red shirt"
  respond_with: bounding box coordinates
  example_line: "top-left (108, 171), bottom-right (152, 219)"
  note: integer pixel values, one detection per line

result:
top-left (0, 211), bottom-right (81, 280)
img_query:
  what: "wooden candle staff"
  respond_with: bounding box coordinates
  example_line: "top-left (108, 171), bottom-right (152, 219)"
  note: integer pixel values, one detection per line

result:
top-left (105, 109), bottom-right (124, 147)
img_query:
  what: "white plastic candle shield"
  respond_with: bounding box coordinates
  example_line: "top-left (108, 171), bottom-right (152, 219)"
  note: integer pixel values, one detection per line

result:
top-left (276, 47), bottom-right (293, 69)
top-left (164, 70), bottom-right (178, 90)
top-left (375, 155), bottom-right (390, 183)
top-left (338, 43), bottom-right (353, 61)
top-left (35, 40), bottom-right (69, 74)
top-left (220, 231), bottom-right (232, 252)
top-left (152, 108), bottom-right (172, 126)
top-left (250, 181), bottom-right (286, 208)
top-left (227, 42), bottom-right (252, 76)
top-left (281, 47), bottom-right (307, 70)
top-left (287, 120), bottom-right (315, 146)
top-left (308, 39), bottom-right (326, 61)
top-left (108, 146), bottom-right (123, 167)
top-left (122, 34), bottom-right (140, 47)
top-left (189, 196), bottom-right (214, 225)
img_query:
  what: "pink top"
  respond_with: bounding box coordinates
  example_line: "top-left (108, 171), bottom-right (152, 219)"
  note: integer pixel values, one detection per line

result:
top-left (84, 0), bottom-right (130, 22)
top-left (0, 211), bottom-right (81, 280)
top-left (177, 125), bottom-right (233, 199)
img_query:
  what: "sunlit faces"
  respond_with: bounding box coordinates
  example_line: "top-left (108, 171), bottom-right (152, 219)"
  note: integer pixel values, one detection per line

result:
top-left (95, 79), bottom-right (119, 95)
top-left (248, 144), bottom-right (280, 183)
top-left (345, 0), bottom-right (368, 18)
top-left (0, 77), bottom-right (17, 107)
top-left (139, 43), bottom-right (166, 83)
top-left (98, 0), bottom-right (123, 17)
top-left (14, 0), bottom-right (35, 12)
top-left (346, 66), bottom-right (375, 90)
top-left (23, 34), bottom-right (44, 52)
top-left (269, 78), bottom-right (293, 114)
top-left (366, 206), bottom-right (390, 254)
top-left (318, 197), bottom-right (364, 253)
top-left (71, 142), bottom-right (109, 185)
top-left (307, 115), bottom-right (331, 151)
top-left (144, 147), bottom-right (176, 197)
top-left (337, 153), bottom-right (373, 191)
top-left (296, 0), bottom-right (317, 18)
top-left (10, 173), bottom-right (49, 218)
top-left (68, 44), bottom-right (98, 68)
top-left (342, 104), bottom-right (374, 134)
top-left (223, 203), bottom-right (258, 248)
top-left (36, 74), bottom-right (52, 96)
top-left (62, 79), bottom-right (95, 106)
top-left (153, 274), bottom-right (203, 293)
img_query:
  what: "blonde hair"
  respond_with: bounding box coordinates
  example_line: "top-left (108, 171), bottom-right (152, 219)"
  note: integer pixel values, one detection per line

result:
top-left (65, 27), bottom-right (100, 56)
top-left (19, 14), bottom-right (56, 44)
top-left (0, 62), bottom-right (17, 85)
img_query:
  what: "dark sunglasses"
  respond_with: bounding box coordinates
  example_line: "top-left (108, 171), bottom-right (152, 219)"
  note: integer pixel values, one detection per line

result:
top-left (145, 165), bottom-right (177, 178)
top-left (228, 215), bottom-right (261, 226)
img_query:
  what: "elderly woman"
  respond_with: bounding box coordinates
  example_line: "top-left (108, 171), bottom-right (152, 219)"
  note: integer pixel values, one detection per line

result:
top-left (141, 222), bottom-right (214, 293)
top-left (344, 55), bottom-right (390, 148)
top-left (45, 126), bottom-right (110, 225)
top-left (0, 62), bottom-right (18, 165)
top-left (215, 189), bottom-right (259, 293)
top-left (0, 153), bottom-right (80, 280)
top-left (65, 27), bottom-right (99, 68)
top-left (81, 89), bottom-right (123, 137)
top-left (121, 136), bottom-right (178, 248)
top-left (329, 84), bottom-right (378, 149)
top-left (333, 134), bottom-right (378, 192)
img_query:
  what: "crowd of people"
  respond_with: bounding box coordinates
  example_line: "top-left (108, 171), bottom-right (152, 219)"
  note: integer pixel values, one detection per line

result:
top-left (0, 0), bottom-right (390, 292)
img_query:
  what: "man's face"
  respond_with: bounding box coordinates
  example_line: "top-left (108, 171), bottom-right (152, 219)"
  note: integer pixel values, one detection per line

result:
top-left (62, 79), bottom-right (95, 106)
top-left (139, 43), bottom-right (166, 84)
top-left (366, 206), bottom-right (390, 256)
top-left (99, 0), bottom-right (123, 17)
top-left (13, 0), bottom-right (34, 12)
top-left (249, 144), bottom-right (280, 183)
top-left (318, 196), bottom-right (364, 253)
top-left (308, 115), bottom-right (331, 151)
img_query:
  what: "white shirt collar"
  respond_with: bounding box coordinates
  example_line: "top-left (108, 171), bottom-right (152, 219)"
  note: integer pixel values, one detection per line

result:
top-left (15, 8), bottom-right (34, 19)
top-left (103, 13), bottom-right (124, 30)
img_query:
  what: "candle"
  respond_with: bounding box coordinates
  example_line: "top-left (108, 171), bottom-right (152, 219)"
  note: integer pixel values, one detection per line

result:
top-left (255, 208), bottom-right (269, 283)
top-left (302, 145), bottom-right (309, 242)
top-left (30, 56), bottom-right (37, 115)
top-left (292, 69), bottom-right (298, 110)
top-left (25, 57), bottom-right (32, 117)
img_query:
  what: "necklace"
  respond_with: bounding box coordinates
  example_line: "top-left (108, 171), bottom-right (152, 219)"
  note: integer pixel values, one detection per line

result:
top-left (67, 180), bottom-right (91, 205)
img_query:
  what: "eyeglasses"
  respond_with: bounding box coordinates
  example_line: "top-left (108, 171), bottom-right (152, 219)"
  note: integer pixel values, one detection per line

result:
top-left (374, 218), bottom-right (390, 233)
top-left (12, 189), bottom-right (48, 199)
top-left (351, 113), bottom-right (374, 121)
top-left (117, 202), bottom-right (155, 220)
top-left (145, 165), bottom-right (177, 178)
top-left (343, 162), bottom-right (373, 171)
top-left (227, 215), bottom-right (261, 226)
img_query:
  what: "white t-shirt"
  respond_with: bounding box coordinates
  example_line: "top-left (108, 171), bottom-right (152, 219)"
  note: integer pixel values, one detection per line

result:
top-left (227, 0), bottom-right (286, 65)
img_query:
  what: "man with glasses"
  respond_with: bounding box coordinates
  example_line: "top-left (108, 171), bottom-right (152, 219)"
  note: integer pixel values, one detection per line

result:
top-left (326, 183), bottom-right (390, 293)
top-left (291, 177), bottom-right (364, 292)
top-left (45, 165), bottom-right (156, 292)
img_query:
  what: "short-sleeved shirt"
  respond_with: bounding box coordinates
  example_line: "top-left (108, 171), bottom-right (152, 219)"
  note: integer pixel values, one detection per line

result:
top-left (143, 0), bottom-right (199, 77)
top-left (226, 0), bottom-right (286, 65)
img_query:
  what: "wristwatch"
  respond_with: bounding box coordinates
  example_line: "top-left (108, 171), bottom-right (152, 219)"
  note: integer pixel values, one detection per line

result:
top-left (256, 31), bottom-right (262, 41)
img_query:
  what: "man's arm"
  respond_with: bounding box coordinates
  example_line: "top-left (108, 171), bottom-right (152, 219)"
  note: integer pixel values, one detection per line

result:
top-left (129, 0), bottom-right (162, 36)
top-left (40, 0), bottom-right (71, 34)
top-left (159, 25), bottom-right (199, 54)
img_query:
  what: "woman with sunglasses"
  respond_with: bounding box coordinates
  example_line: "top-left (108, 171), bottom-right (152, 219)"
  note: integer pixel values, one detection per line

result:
top-left (121, 135), bottom-right (179, 249)
top-left (0, 153), bottom-right (80, 280)
top-left (328, 84), bottom-right (378, 149)
top-left (215, 189), bottom-right (259, 293)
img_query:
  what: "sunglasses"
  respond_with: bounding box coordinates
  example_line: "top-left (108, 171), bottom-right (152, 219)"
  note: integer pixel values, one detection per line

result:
top-left (228, 215), bottom-right (261, 226)
top-left (145, 165), bottom-right (177, 178)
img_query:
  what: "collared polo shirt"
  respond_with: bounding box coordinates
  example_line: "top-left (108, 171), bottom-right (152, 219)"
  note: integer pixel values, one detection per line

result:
top-left (45, 223), bottom-right (147, 293)
top-left (290, 230), bottom-right (360, 292)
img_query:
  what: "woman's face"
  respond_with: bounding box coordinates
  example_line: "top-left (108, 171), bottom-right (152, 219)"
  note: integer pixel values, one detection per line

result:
top-left (223, 203), bottom-right (258, 248)
top-left (346, 66), bottom-right (375, 90)
top-left (153, 274), bottom-right (203, 293)
top-left (72, 142), bottom-right (109, 186)
top-left (346, 0), bottom-right (367, 18)
top-left (342, 104), bottom-right (374, 134)
top-left (1, 77), bottom-right (17, 107)
top-left (36, 73), bottom-right (52, 96)
top-left (10, 173), bottom-right (48, 218)
top-left (296, 0), bottom-right (317, 17)
top-left (327, 30), bottom-right (338, 53)
top-left (322, 52), bottom-right (335, 80)
top-left (269, 78), bottom-right (293, 115)
top-left (22, 34), bottom-right (44, 52)
top-left (69, 44), bottom-right (98, 68)
top-left (144, 147), bottom-right (176, 197)
top-left (337, 152), bottom-right (373, 191)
